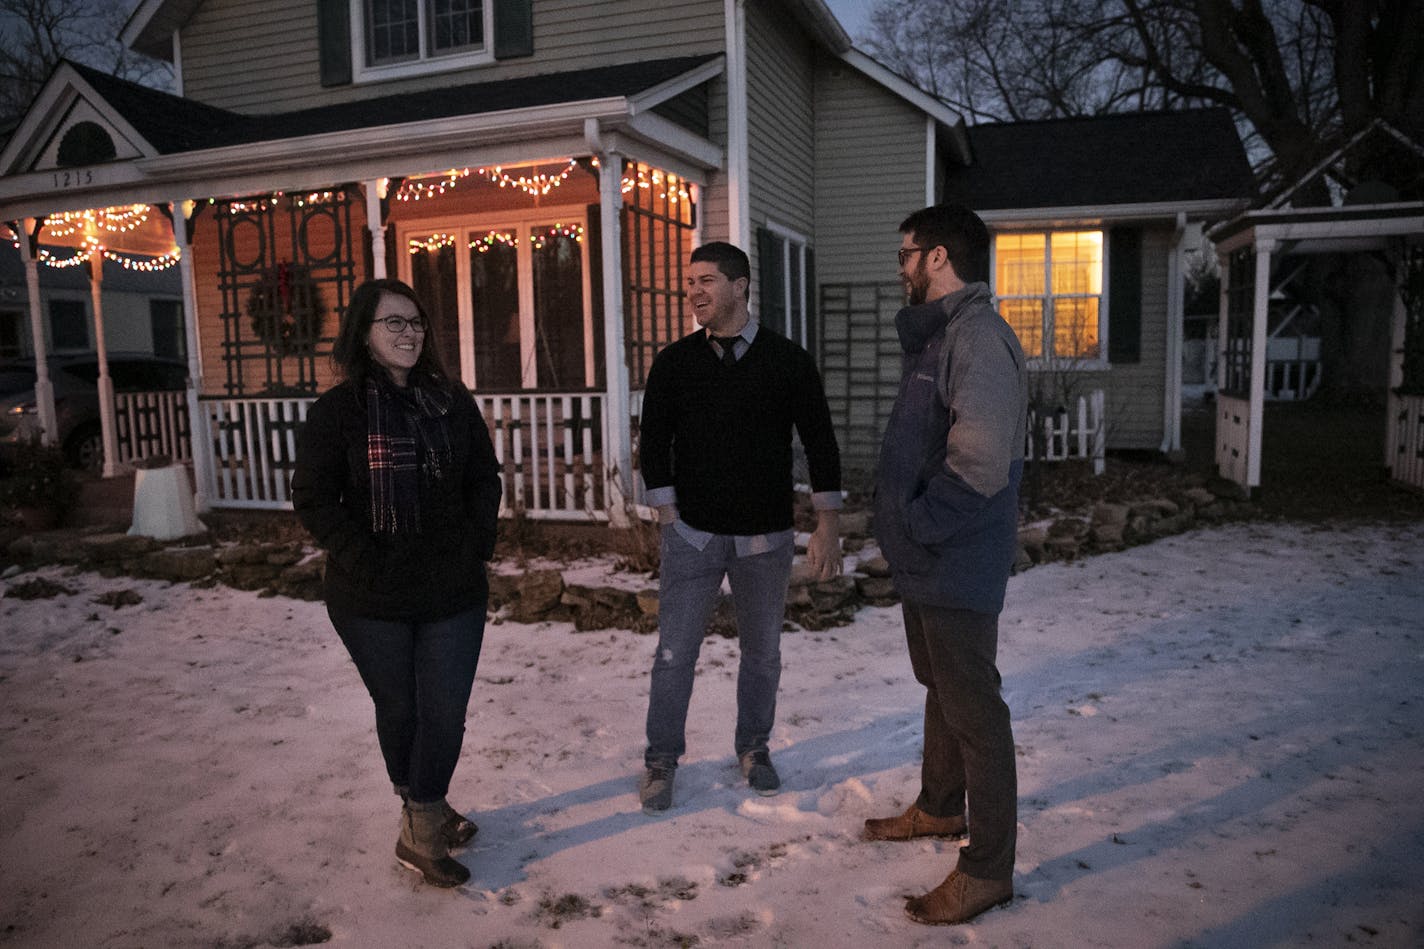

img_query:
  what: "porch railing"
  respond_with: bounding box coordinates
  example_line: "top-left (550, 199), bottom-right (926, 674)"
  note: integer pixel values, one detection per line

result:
top-left (195, 390), bottom-right (618, 517)
top-left (475, 391), bottom-right (610, 521)
top-left (115, 390), bottom-right (190, 467)
top-left (199, 396), bottom-right (311, 509)
top-left (1026, 390), bottom-right (1106, 474)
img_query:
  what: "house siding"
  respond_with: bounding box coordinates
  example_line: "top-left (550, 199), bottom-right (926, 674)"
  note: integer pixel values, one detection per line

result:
top-left (812, 58), bottom-right (926, 284)
top-left (181, 0), bottom-right (725, 113)
top-left (745, 1), bottom-right (815, 244)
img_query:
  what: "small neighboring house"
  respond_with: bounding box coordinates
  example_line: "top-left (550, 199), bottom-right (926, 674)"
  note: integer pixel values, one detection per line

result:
top-left (0, 0), bottom-right (1254, 519)
top-left (0, 242), bottom-right (183, 360)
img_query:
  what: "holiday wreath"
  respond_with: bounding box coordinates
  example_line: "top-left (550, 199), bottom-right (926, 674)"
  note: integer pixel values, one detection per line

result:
top-left (246, 262), bottom-right (325, 355)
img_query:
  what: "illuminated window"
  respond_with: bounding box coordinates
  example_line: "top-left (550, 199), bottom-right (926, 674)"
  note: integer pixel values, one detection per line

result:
top-left (994, 230), bottom-right (1103, 360)
top-left (358, 0), bottom-right (489, 74)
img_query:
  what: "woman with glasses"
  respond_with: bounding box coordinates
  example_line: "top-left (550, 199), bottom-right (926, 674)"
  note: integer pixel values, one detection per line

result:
top-left (292, 278), bottom-right (501, 888)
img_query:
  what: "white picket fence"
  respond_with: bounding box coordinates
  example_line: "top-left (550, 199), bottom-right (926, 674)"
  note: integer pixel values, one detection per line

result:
top-left (1025, 389), bottom-right (1106, 474)
top-left (182, 386), bottom-right (1106, 514)
top-left (194, 391), bottom-right (616, 517)
top-left (198, 397), bottom-right (311, 508)
top-left (474, 391), bottom-right (610, 521)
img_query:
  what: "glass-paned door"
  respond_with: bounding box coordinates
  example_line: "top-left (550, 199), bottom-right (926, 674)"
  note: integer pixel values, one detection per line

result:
top-left (409, 234), bottom-right (461, 379)
top-left (402, 210), bottom-right (592, 391)
top-left (469, 231), bottom-right (522, 389)
top-left (531, 223), bottom-right (586, 388)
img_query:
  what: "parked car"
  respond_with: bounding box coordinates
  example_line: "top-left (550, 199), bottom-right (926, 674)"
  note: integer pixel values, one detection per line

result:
top-left (0, 354), bottom-right (189, 472)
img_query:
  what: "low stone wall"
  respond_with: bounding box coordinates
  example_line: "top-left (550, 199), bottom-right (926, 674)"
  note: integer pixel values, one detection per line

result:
top-left (2, 529), bottom-right (324, 602)
top-left (3, 476), bottom-right (1254, 629)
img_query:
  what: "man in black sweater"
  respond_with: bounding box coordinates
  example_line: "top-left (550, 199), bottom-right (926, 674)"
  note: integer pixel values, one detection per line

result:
top-left (637, 241), bottom-right (842, 812)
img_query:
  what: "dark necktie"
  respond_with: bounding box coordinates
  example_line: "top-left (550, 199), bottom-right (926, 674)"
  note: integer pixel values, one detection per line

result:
top-left (712, 335), bottom-right (739, 367)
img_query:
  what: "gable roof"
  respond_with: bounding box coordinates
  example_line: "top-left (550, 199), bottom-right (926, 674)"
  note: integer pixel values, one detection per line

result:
top-left (65, 62), bottom-right (241, 155)
top-left (69, 55), bottom-right (722, 156)
top-left (944, 108), bottom-right (1256, 218)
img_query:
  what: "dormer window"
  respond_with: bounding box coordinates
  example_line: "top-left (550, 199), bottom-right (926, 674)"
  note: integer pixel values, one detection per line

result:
top-left (353, 0), bottom-right (494, 79)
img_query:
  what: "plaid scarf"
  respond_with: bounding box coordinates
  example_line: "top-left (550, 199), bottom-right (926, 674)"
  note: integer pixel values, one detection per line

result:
top-left (366, 373), bottom-right (454, 534)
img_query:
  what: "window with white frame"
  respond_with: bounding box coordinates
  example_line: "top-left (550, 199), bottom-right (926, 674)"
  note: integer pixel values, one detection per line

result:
top-left (994, 230), bottom-right (1103, 361)
top-left (355, 0), bottom-right (492, 78)
top-left (757, 225), bottom-right (810, 349)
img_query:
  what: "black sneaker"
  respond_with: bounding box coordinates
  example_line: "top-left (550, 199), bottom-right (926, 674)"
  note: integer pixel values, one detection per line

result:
top-left (739, 750), bottom-right (781, 796)
top-left (640, 764), bottom-right (675, 813)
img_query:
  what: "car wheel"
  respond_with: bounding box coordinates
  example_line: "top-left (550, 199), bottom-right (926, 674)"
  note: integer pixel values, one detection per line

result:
top-left (66, 423), bottom-right (103, 473)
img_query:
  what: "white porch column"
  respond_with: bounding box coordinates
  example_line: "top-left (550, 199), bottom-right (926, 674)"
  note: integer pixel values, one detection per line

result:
top-left (15, 219), bottom-right (57, 445)
top-left (598, 150), bottom-right (632, 527)
top-left (1246, 239), bottom-right (1274, 491)
top-left (170, 199), bottom-right (214, 511)
top-left (365, 179), bottom-right (389, 279)
top-left (87, 256), bottom-right (120, 477)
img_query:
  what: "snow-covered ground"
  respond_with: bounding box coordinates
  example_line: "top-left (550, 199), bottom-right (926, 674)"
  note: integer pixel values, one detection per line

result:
top-left (2, 521), bottom-right (1421, 948)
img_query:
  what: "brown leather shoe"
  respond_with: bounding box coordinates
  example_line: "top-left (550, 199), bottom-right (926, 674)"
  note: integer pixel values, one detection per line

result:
top-left (904, 869), bottom-right (1012, 925)
top-left (861, 804), bottom-right (967, 841)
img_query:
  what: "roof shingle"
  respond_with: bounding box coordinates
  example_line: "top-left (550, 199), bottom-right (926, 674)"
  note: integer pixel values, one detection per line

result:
top-left (943, 108), bottom-right (1256, 211)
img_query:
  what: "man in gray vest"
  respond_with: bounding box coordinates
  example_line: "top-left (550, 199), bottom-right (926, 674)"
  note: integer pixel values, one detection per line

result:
top-left (863, 204), bottom-right (1027, 925)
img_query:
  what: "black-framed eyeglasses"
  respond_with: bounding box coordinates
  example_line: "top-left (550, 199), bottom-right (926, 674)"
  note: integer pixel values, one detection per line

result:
top-left (378, 315), bottom-right (428, 334)
top-left (897, 246), bottom-right (930, 266)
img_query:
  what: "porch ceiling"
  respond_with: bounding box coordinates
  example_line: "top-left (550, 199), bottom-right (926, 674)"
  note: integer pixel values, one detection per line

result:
top-left (0, 56), bottom-right (724, 220)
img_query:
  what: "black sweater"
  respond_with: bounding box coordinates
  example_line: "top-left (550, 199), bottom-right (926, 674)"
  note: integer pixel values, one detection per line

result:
top-left (291, 379), bottom-right (502, 621)
top-left (639, 327), bottom-right (841, 535)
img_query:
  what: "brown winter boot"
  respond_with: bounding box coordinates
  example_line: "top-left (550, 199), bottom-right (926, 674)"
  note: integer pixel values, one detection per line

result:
top-left (904, 869), bottom-right (1013, 925)
top-left (394, 785), bottom-right (477, 850)
top-left (395, 799), bottom-right (471, 888)
top-left (862, 804), bottom-right (967, 842)
top-left (437, 799), bottom-right (478, 849)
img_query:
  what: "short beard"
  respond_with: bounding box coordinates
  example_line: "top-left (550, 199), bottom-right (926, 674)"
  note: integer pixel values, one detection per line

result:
top-left (905, 259), bottom-right (930, 305)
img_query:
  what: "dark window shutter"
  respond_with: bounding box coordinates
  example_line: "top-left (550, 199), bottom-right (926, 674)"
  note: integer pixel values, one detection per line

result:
top-left (317, 0), bottom-right (352, 87)
top-left (1108, 227), bottom-right (1142, 364)
top-left (757, 227), bottom-right (786, 336)
top-left (494, 0), bottom-right (534, 59)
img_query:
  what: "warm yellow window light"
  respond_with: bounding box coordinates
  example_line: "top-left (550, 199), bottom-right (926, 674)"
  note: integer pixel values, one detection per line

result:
top-left (994, 230), bottom-right (1103, 360)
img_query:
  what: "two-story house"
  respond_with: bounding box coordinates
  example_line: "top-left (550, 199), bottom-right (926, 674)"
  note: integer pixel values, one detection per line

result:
top-left (0, 0), bottom-right (1254, 519)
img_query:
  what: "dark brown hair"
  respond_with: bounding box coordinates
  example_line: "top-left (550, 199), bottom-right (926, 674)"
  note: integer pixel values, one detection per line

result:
top-left (899, 203), bottom-right (990, 285)
top-left (690, 241), bottom-right (751, 299)
top-left (331, 278), bottom-right (447, 389)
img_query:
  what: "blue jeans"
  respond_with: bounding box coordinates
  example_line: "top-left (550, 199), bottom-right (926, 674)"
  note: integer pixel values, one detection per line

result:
top-left (645, 528), bottom-right (794, 768)
top-left (327, 604), bottom-right (485, 804)
top-left (902, 600), bottom-right (1017, 881)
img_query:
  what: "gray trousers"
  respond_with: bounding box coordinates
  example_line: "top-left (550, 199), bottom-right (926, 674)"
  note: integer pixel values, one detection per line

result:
top-left (644, 529), bottom-right (794, 767)
top-left (902, 600), bottom-right (1017, 881)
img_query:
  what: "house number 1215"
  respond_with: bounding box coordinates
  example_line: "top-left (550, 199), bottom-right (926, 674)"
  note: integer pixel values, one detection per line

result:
top-left (52, 169), bottom-right (94, 188)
